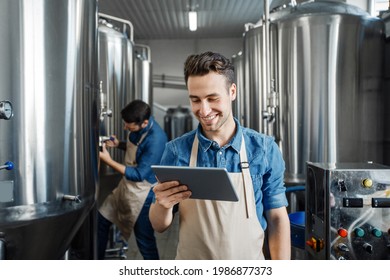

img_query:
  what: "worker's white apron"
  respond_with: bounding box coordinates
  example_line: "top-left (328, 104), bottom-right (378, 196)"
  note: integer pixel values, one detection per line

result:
top-left (99, 131), bottom-right (151, 240)
top-left (175, 135), bottom-right (265, 259)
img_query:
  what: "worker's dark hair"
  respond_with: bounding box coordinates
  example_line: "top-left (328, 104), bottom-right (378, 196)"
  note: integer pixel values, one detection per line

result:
top-left (184, 51), bottom-right (235, 89)
top-left (121, 99), bottom-right (151, 125)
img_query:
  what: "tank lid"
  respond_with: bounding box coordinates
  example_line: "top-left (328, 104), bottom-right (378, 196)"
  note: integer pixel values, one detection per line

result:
top-left (271, 0), bottom-right (371, 21)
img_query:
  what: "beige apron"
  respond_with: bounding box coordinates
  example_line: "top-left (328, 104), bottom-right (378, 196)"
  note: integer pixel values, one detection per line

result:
top-left (176, 135), bottom-right (265, 260)
top-left (99, 131), bottom-right (151, 240)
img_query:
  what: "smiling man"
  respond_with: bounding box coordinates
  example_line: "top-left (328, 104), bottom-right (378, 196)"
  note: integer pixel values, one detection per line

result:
top-left (149, 51), bottom-right (290, 260)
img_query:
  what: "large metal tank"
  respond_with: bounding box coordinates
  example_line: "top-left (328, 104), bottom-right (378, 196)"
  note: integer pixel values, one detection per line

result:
top-left (271, 1), bottom-right (386, 184)
top-left (98, 14), bottom-right (134, 175)
top-left (164, 106), bottom-right (193, 141)
top-left (134, 44), bottom-right (153, 107)
top-left (0, 0), bottom-right (99, 259)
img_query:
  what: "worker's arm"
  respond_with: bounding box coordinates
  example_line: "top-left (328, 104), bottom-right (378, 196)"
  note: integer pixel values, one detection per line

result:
top-left (265, 207), bottom-right (291, 260)
top-left (149, 180), bottom-right (191, 232)
top-left (99, 143), bottom-right (126, 175)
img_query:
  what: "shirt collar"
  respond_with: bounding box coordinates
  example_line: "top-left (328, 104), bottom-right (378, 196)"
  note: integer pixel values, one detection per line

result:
top-left (196, 117), bottom-right (242, 153)
top-left (138, 116), bottom-right (154, 134)
top-left (131, 116), bottom-right (154, 139)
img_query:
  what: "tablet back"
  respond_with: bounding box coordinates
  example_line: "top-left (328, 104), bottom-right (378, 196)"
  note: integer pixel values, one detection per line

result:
top-left (151, 166), bottom-right (239, 202)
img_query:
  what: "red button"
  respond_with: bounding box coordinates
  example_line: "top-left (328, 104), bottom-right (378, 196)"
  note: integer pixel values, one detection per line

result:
top-left (338, 228), bottom-right (348, 238)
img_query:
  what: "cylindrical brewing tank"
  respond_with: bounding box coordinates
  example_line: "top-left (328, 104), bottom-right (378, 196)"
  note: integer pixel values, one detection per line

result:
top-left (271, 1), bottom-right (386, 184)
top-left (98, 14), bottom-right (134, 175)
top-left (243, 22), bottom-right (267, 132)
top-left (134, 44), bottom-right (153, 108)
top-left (231, 51), bottom-right (245, 125)
top-left (0, 0), bottom-right (99, 259)
top-left (164, 107), bottom-right (193, 141)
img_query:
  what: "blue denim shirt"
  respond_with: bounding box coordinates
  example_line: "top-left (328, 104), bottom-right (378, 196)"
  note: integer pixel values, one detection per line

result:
top-left (124, 116), bottom-right (168, 184)
top-left (160, 118), bottom-right (288, 230)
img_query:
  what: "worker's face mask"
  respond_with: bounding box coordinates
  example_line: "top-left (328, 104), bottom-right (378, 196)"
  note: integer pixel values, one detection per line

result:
top-left (123, 120), bottom-right (148, 132)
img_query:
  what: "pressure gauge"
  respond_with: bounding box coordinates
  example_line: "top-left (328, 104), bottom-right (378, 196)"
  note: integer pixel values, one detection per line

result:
top-left (0, 101), bottom-right (13, 120)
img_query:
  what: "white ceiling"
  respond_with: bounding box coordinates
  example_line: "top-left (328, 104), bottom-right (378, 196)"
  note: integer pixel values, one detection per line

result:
top-left (98, 0), bottom-right (270, 40)
top-left (97, 1), bottom-right (372, 40)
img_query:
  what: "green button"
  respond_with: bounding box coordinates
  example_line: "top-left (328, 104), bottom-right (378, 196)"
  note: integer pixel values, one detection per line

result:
top-left (354, 228), bottom-right (365, 237)
top-left (372, 228), bottom-right (382, 238)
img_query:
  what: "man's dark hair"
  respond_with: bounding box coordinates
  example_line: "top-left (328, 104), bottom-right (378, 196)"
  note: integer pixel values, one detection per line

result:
top-left (121, 99), bottom-right (151, 125)
top-left (184, 51), bottom-right (235, 89)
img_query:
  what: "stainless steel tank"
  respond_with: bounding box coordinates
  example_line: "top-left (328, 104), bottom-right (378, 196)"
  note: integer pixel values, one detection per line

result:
top-left (0, 0), bottom-right (99, 259)
top-left (98, 14), bottom-right (135, 174)
top-left (164, 106), bottom-right (193, 141)
top-left (271, 1), bottom-right (386, 184)
top-left (134, 44), bottom-right (153, 107)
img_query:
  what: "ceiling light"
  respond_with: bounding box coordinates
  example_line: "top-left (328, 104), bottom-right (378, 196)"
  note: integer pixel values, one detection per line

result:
top-left (189, 11), bottom-right (197, 31)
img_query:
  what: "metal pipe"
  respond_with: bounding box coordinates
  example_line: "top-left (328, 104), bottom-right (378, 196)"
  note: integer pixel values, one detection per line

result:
top-left (98, 13), bottom-right (134, 42)
top-left (135, 44), bottom-right (152, 62)
top-left (261, 0), bottom-right (270, 135)
top-left (153, 103), bottom-right (168, 113)
top-left (153, 74), bottom-right (186, 90)
top-left (99, 81), bottom-right (113, 122)
top-left (244, 22), bottom-right (255, 32)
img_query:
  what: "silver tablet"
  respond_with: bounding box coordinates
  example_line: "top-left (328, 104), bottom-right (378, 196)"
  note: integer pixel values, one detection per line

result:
top-left (151, 165), bottom-right (239, 202)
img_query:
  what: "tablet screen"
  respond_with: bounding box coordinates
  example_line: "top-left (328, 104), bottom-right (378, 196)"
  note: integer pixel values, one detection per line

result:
top-left (151, 165), bottom-right (239, 202)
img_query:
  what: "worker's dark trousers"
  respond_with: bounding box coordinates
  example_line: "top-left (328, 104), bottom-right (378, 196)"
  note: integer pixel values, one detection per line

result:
top-left (97, 189), bottom-right (159, 260)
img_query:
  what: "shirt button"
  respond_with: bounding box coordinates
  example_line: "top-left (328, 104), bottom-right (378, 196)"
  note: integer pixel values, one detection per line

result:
top-left (219, 151), bottom-right (222, 155)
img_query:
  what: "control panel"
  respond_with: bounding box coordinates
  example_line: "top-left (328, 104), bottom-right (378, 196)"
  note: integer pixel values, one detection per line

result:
top-left (305, 162), bottom-right (390, 260)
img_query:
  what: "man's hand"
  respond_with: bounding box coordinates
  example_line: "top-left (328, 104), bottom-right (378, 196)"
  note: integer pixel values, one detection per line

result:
top-left (99, 143), bottom-right (112, 163)
top-left (104, 135), bottom-right (119, 148)
top-left (150, 180), bottom-right (192, 233)
top-left (153, 180), bottom-right (192, 208)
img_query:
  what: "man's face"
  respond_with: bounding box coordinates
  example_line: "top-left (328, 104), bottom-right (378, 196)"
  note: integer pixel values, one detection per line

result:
top-left (123, 121), bottom-right (145, 132)
top-left (187, 72), bottom-right (236, 133)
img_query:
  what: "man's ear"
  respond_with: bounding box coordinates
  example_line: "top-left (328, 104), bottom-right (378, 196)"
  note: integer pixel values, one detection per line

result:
top-left (230, 83), bottom-right (237, 101)
top-left (141, 119), bottom-right (149, 129)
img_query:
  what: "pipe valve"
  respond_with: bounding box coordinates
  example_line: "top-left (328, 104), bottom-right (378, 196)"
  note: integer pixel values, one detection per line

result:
top-left (0, 161), bottom-right (14, 171)
top-left (99, 81), bottom-right (113, 121)
top-left (0, 101), bottom-right (13, 120)
top-left (63, 195), bottom-right (81, 203)
top-left (100, 109), bottom-right (113, 122)
top-left (263, 80), bottom-right (278, 123)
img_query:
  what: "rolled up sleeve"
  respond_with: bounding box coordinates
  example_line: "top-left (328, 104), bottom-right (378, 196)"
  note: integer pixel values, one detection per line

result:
top-left (262, 138), bottom-right (288, 212)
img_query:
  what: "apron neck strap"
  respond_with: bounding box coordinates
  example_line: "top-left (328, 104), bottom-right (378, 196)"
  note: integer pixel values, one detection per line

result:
top-left (190, 134), bottom-right (199, 167)
top-left (239, 137), bottom-right (253, 218)
top-left (190, 133), bottom-right (253, 218)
